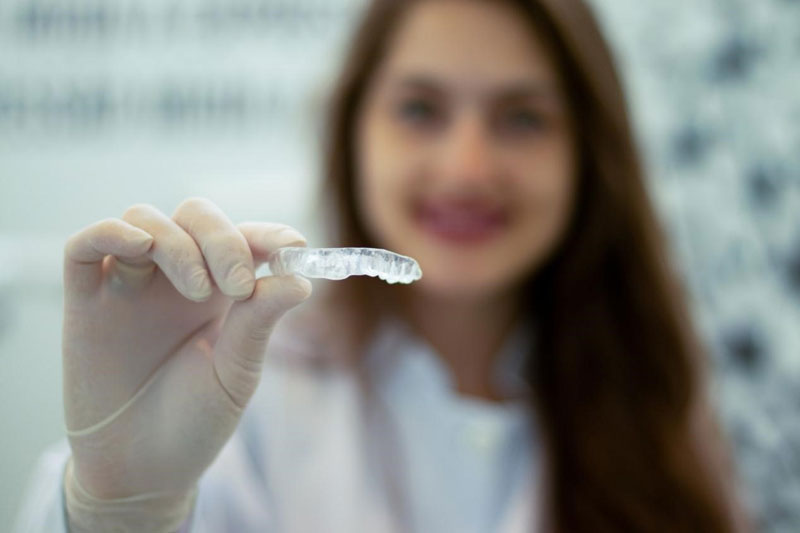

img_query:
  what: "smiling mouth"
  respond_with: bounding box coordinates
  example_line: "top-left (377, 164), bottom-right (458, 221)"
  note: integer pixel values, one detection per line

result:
top-left (413, 199), bottom-right (510, 244)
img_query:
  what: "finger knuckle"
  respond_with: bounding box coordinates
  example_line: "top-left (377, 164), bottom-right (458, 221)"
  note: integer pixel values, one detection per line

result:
top-left (122, 203), bottom-right (157, 222)
top-left (203, 233), bottom-right (247, 260)
top-left (174, 196), bottom-right (213, 217)
top-left (214, 360), bottom-right (256, 410)
top-left (185, 264), bottom-right (210, 288)
top-left (170, 243), bottom-right (201, 269)
top-left (155, 237), bottom-right (189, 268)
top-left (93, 217), bottom-right (122, 234)
top-left (251, 282), bottom-right (286, 319)
top-left (64, 218), bottom-right (117, 256)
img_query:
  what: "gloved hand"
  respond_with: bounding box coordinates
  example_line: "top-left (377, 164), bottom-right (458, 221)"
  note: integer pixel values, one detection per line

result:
top-left (61, 197), bottom-right (311, 532)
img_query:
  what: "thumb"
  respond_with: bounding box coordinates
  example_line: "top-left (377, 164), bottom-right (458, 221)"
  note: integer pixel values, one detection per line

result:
top-left (212, 275), bottom-right (312, 409)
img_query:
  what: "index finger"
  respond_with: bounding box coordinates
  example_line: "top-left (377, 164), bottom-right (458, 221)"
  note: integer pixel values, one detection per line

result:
top-left (237, 221), bottom-right (307, 265)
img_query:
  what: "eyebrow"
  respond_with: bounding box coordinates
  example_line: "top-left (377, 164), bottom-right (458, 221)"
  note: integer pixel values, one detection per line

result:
top-left (393, 75), bottom-right (560, 102)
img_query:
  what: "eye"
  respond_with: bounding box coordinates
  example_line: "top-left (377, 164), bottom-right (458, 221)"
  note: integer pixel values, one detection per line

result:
top-left (497, 108), bottom-right (547, 134)
top-left (396, 97), bottom-right (440, 125)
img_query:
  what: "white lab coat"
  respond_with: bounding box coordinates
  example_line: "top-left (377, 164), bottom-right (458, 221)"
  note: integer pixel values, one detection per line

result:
top-left (13, 316), bottom-right (540, 533)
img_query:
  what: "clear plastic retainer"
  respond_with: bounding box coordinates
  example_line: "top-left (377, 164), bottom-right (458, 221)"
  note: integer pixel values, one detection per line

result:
top-left (266, 247), bottom-right (423, 284)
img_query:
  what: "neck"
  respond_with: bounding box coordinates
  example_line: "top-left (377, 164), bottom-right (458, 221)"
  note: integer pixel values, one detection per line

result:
top-left (400, 288), bottom-right (520, 403)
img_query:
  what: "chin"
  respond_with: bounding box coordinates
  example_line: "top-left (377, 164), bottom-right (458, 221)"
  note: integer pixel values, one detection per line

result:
top-left (413, 268), bottom-right (516, 301)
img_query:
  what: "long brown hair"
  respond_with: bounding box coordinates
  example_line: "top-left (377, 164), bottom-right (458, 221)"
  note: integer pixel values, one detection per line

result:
top-left (318, 0), bottom-right (744, 531)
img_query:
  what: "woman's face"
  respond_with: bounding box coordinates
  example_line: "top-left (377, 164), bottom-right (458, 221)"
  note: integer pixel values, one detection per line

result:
top-left (356, 0), bottom-right (578, 299)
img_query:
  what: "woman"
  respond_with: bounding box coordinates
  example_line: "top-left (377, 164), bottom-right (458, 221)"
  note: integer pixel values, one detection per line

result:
top-left (14, 0), bottom-right (746, 531)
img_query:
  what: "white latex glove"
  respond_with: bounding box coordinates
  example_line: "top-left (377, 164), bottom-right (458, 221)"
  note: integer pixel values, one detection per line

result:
top-left (61, 198), bottom-right (311, 532)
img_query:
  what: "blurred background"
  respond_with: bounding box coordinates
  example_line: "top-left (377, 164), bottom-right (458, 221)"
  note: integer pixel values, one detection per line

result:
top-left (1, 0), bottom-right (798, 531)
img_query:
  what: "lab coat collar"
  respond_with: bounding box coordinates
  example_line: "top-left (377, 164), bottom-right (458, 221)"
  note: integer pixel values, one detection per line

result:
top-left (364, 315), bottom-right (535, 402)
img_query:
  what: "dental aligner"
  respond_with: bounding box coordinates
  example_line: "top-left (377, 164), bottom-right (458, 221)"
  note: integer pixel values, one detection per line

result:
top-left (268, 247), bottom-right (423, 284)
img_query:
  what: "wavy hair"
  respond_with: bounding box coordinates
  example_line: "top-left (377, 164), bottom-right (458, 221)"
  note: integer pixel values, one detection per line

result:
top-left (318, 0), bottom-right (744, 531)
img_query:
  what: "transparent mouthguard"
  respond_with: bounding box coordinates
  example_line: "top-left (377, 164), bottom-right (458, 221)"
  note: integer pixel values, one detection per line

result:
top-left (266, 247), bottom-right (423, 284)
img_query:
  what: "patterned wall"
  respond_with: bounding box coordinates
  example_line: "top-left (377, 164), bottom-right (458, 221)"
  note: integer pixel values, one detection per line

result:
top-left (590, 1), bottom-right (800, 530)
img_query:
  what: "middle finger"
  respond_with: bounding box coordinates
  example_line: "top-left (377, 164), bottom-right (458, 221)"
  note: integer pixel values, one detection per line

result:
top-left (173, 198), bottom-right (255, 300)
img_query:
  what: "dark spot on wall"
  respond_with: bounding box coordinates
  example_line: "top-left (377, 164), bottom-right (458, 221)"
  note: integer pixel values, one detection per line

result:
top-left (748, 163), bottom-right (784, 209)
top-left (787, 244), bottom-right (800, 297)
top-left (712, 36), bottom-right (761, 82)
top-left (671, 125), bottom-right (711, 167)
top-left (723, 325), bottom-right (766, 374)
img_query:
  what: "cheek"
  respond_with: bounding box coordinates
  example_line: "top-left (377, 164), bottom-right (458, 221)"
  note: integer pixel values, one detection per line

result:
top-left (515, 146), bottom-right (578, 255)
top-left (355, 113), bottom-right (412, 246)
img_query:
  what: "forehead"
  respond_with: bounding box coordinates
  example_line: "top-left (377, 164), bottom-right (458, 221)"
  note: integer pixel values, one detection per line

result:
top-left (378, 0), bottom-right (559, 91)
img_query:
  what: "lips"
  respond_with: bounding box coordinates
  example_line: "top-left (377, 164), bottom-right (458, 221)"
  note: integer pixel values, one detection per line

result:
top-left (414, 199), bottom-right (509, 244)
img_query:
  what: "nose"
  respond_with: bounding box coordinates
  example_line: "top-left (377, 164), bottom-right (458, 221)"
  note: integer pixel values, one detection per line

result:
top-left (437, 113), bottom-right (496, 188)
